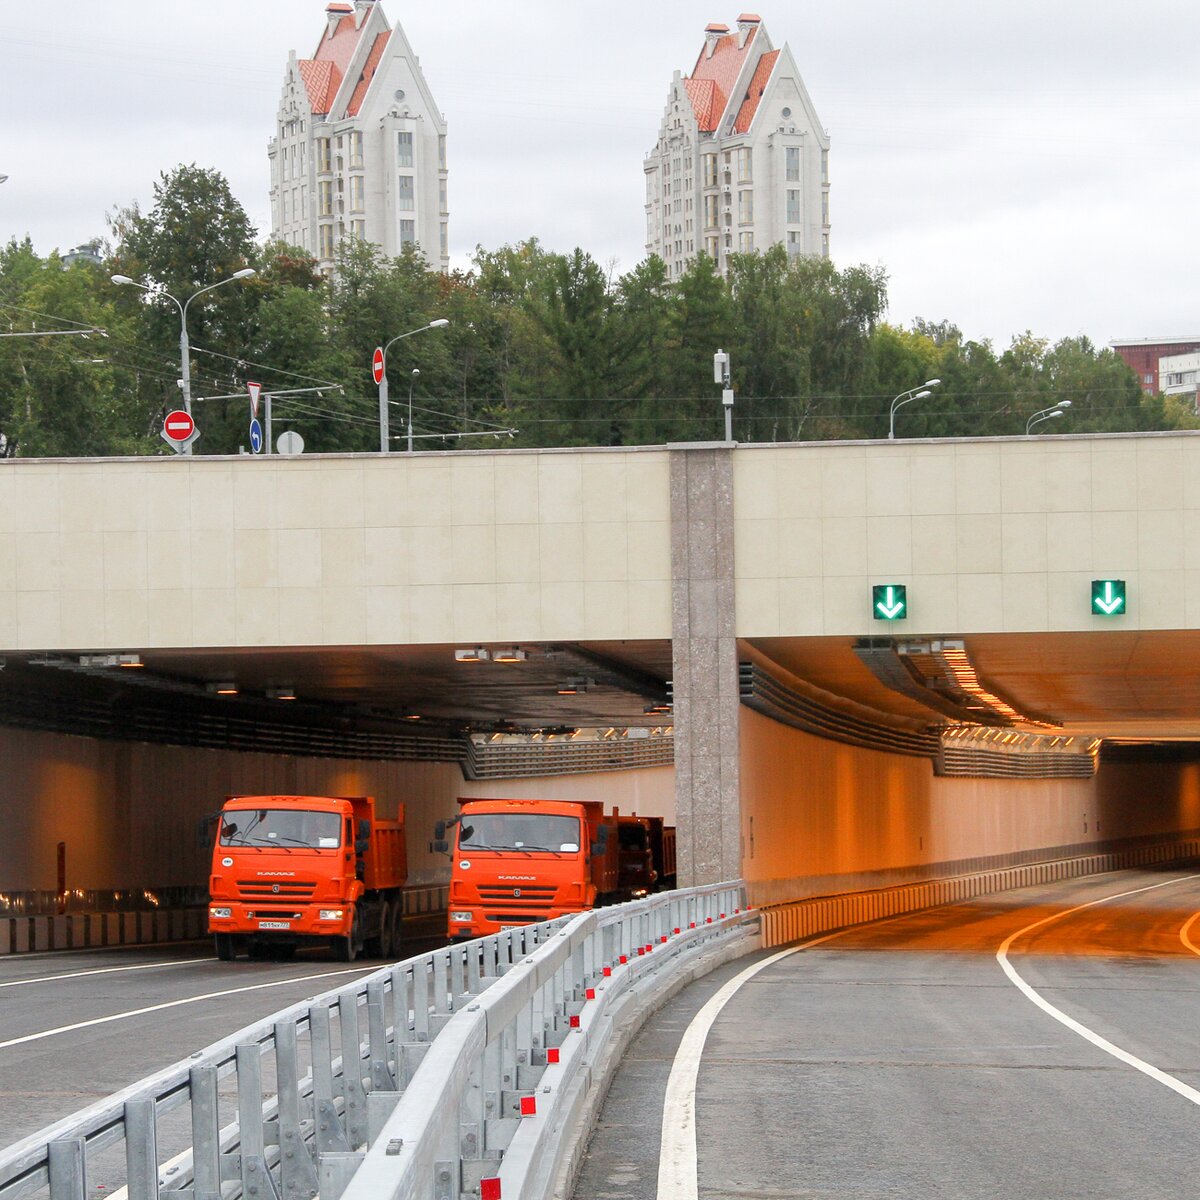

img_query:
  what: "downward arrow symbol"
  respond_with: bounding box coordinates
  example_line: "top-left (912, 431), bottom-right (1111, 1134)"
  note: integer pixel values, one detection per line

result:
top-left (1094, 581), bottom-right (1124, 615)
top-left (875, 586), bottom-right (905, 619)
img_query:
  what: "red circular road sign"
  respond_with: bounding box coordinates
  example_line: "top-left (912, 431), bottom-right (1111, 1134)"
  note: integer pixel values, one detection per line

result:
top-left (372, 347), bottom-right (385, 385)
top-left (163, 409), bottom-right (195, 442)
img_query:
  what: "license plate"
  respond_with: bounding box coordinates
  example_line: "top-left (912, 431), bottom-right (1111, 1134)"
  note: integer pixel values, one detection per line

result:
top-left (258, 920), bottom-right (290, 930)
top-left (500, 924), bottom-right (519, 931)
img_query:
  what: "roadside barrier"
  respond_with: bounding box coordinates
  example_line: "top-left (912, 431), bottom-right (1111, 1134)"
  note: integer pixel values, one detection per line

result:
top-left (0, 882), bottom-right (754, 1200)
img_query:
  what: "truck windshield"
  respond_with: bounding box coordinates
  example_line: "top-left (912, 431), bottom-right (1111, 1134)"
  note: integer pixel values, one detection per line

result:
top-left (459, 813), bottom-right (581, 853)
top-left (219, 809), bottom-right (341, 849)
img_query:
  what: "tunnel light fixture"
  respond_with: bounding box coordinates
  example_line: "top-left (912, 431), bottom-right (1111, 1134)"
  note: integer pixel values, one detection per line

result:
top-left (492, 646), bottom-right (527, 663)
top-left (557, 677), bottom-right (592, 695)
top-left (267, 687), bottom-right (296, 701)
top-left (207, 681), bottom-right (239, 696)
top-left (455, 647), bottom-right (490, 663)
top-left (79, 652), bottom-right (143, 669)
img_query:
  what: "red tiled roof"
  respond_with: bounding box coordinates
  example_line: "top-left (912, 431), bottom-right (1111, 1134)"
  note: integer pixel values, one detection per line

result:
top-left (298, 58), bottom-right (341, 115)
top-left (737, 13), bottom-right (762, 22)
top-left (347, 30), bottom-right (390, 116)
top-left (685, 77), bottom-right (724, 133)
top-left (314, 13), bottom-right (359, 77)
top-left (733, 48), bottom-right (778, 133)
top-left (687, 23), bottom-right (758, 131)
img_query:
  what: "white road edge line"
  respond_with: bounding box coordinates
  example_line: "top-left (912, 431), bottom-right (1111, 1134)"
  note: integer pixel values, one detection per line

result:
top-left (656, 929), bottom-right (852, 1200)
top-left (0, 958), bottom-right (212, 989)
top-left (0, 966), bottom-right (375, 1050)
top-left (996, 872), bottom-right (1200, 1108)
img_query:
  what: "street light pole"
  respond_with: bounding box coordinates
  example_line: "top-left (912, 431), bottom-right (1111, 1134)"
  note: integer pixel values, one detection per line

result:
top-left (112, 268), bottom-right (255, 455)
top-left (1025, 400), bottom-right (1071, 435)
top-left (407, 368), bottom-right (420, 454)
top-left (378, 318), bottom-right (449, 454)
top-left (888, 378), bottom-right (941, 440)
top-left (713, 349), bottom-right (733, 442)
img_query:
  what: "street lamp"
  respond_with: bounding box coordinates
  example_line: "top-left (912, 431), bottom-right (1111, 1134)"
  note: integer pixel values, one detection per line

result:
top-left (1026, 400), bottom-right (1071, 435)
top-left (0, 175), bottom-right (8, 185)
top-left (407, 368), bottom-right (420, 454)
top-left (888, 378), bottom-right (941, 440)
top-left (111, 268), bottom-right (256, 455)
top-left (377, 318), bottom-right (449, 454)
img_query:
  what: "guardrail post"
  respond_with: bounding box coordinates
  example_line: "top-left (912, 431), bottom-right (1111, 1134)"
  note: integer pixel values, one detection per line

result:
top-left (309, 1007), bottom-right (352, 1155)
top-left (275, 1022), bottom-right (320, 1200)
top-left (48, 1138), bottom-right (86, 1200)
top-left (365, 981), bottom-right (395, 1093)
top-left (235, 1044), bottom-right (281, 1200)
top-left (189, 1064), bottom-right (221, 1200)
top-left (337, 998), bottom-right (369, 1149)
top-left (124, 1096), bottom-right (159, 1200)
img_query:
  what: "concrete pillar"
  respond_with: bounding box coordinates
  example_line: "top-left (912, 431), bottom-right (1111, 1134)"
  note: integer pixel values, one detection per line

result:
top-left (670, 445), bottom-right (741, 885)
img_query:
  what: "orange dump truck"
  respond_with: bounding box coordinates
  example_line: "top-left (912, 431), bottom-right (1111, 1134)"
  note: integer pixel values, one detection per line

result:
top-left (208, 794), bottom-right (406, 962)
top-left (437, 797), bottom-right (620, 940)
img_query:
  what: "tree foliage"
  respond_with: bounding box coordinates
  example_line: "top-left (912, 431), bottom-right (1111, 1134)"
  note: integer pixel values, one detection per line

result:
top-left (0, 163), bottom-right (1187, 458)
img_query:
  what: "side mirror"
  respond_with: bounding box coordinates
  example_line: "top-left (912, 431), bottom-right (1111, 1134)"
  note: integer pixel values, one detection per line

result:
top-left (358, 818), bottom-right (370, 839)
top-left (590, 841), bottom-right (605, 857)
top-left (434, 820), bottom-right (447, 840)
top-left (431, 839), bottom-right (449, 854)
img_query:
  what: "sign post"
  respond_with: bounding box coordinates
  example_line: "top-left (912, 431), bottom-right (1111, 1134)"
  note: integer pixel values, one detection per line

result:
top-left (373, 347), bottom-right (388, 454)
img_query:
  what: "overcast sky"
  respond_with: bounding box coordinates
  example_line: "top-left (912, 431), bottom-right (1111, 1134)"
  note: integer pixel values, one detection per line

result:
top-left (3, 1), bottom-right (1197, 349)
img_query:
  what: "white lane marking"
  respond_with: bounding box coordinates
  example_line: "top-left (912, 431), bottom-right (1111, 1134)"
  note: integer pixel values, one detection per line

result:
top-left (656, 930), bottom-right (852, 1200)
top-left (0, 967), bottom-right (375, 1050)
top-left (0, 958), bottom-right (211, 989)
top-left (1179, 910), bottom-right (1200, 957)
top-left (997, 873), bottom-right (1200, 1108)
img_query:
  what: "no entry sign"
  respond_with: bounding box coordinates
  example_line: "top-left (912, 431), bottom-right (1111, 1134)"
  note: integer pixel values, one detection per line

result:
top-left (163, 409), bottom-right (195, 442)
top-left (372, 347), bottom-right (385, 385)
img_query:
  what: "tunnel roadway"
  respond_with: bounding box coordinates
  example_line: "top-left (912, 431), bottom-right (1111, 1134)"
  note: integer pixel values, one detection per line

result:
top-left (574, 866), bottom-right (1200, 1199)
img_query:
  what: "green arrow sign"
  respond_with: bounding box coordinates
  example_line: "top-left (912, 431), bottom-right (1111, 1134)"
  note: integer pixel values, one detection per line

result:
top-left (873, 584), bottom-right (907, 621)
top-left (1091, 579), bottom-right (1126, 616)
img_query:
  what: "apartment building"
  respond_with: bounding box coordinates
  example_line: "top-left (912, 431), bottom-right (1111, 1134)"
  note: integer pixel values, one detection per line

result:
top-left (268, 1), bottom-right (448, 277)
top-left (1111, 337), bottom-right (1200, 396)
top-left (644, 14), bottom-right (829, 278)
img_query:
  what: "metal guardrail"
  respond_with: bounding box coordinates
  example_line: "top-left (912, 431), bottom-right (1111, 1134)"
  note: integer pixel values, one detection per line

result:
top-left (0, 883), bottom-right (752, 1200)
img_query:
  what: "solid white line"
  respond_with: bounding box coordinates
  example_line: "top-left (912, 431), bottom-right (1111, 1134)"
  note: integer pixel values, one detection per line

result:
top-left (0, 958), bottom-right (211, 989)
top-left (996, 872), bottom-right (1200, 1107)
top-left (0, 966), bottom-right (374, 1050)
top-left (656, 929), bottom-right (853, 1200)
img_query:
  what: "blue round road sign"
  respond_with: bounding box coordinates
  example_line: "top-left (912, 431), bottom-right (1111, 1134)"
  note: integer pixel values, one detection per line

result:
top-left (249, 418), bottom-right (263, 454)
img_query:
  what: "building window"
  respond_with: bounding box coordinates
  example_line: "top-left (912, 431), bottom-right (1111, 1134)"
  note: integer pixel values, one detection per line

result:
top-left (350, 131), bottom-right (363, 168)
top-left (317, 137), bottom-right (332, 173)
top-left (822, 233), bottom-right (829, 258)
top-left (786, 146), bottom-right (800, 182)
top-left (439, 178), bottom-right (448, 212)
top-left (397, 131), bottom-right (414, 168)
top-left (786, 190), bottom-right (800, 224)
top-left (739, 231), bottom-right (755, 253)
top-left (438, 134), bottom-right (447, 169)
top-left (821, 149), bottom-right (829, 184)
top-left (738, 189), bottom-right (754, 224)
top-left (705, 235), bottom-right (719, 260)
top-left (319, 224), bottom-right (334, 259)
top-left (351, 219), bottom-right (366, 239)
top-left (737, 147), bottom-right (752, 183)
top-left (440, 223), bottom-right (448, 256)
top-left (787, 230), bottom-right (802, 256)
top-left (704, 195), bottom-right (719, 228)
top-left (821, 192), bottom-right (829, 226)
top-left (349, 175), bottom-right (364, 212)
top-left (398, 175), bottom-right (414, 210)
top-left (400, 219), bottom-right (415, 246)
top-left (319, 180), bottom-right (333, 215)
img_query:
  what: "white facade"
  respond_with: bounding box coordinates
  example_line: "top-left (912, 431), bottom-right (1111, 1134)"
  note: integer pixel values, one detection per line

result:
top-left (644, 15), bottom-right (829, 279)
top-left (1160, 351), bottom-right (1200, 412)
top-left (268, 1), bottom-right (448, 277)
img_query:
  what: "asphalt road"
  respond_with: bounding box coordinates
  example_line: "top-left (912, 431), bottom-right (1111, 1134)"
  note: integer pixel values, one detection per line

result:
top-left (0, 919), bottom-right (447, 1150)
top-left (574, 866), bottom-right (1200, 1199)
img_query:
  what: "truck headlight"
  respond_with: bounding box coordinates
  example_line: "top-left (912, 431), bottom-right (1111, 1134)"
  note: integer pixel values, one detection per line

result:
top-left (319, 909), bottom-right (345, 921)
top-left (450, 911), bottom-right (473, 923)
top-left (210, 907), bottom-right (232, 919)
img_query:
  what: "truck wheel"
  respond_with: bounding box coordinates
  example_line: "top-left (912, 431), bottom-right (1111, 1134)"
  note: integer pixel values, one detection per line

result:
top-left (214, 933), bottom-right (235, 961)
top-left (334, 908), bottom-right (361, 962)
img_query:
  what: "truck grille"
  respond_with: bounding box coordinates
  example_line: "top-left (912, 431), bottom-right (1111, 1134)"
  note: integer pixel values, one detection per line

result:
top-left (476, 885), bottom-right (557, 902)
top-left (236, 880), bottom-right (317, 900)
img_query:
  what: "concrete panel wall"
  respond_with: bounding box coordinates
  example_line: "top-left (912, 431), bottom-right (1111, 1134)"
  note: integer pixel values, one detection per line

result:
top-left (739, 707), bottom-right (1200, 908)
top-left (0, 726), bottom-right (675, 895)
top-left (0, 448), bottom-right (672, 651)
top-left (735, 433), bottom-right (1200, 635)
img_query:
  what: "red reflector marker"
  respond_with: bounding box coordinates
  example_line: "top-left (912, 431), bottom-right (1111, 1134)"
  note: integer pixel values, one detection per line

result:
top-left (673, 927), bottom-right (681, 934)
top-left (620, 954), bottom-right (628, 964)
top-left (706, 917), bottom-right (713, 924)
top-left (637, 946), bottom-right (645, 956)
top-left (735, 908), bottom-right (741, 914)
top-left (720, 912), bottom-right (726, 919)
top-left (660, 934), bottom-right (668, 943)
top-left (481, 1179), bottom-right (501, 1200)
top-left (547, 1047), bottom-right (560, 1064)
top-left (690, 921), bottom-right (696, 928)
top-left (570, 1013), bottom-right (581, 1028)
top-left (520, 1095), bottom-right (537, 1117)
top-left (586, 987), bottom-right (596, 1000)
top-left (603, 965), bottom-right (612, 976)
